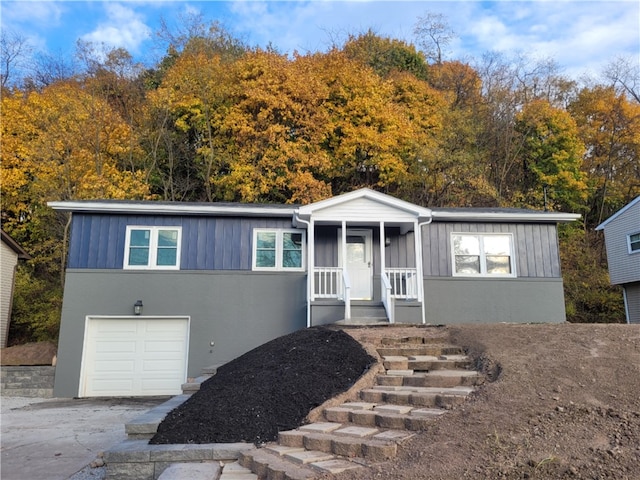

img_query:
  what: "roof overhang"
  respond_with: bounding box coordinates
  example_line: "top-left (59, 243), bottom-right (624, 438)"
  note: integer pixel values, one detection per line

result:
top-left (432, 210), bottom-right (582, 223)
top-left (595, 196), bottom-right (640, 230)
top-left (47, 200), bottom-right (297, 217)
top-left (1, 230), bottom-right (31, 259)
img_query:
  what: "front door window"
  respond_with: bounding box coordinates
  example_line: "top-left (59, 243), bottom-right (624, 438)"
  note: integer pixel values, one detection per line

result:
top-left (341, 229), bottom-right (373, 300)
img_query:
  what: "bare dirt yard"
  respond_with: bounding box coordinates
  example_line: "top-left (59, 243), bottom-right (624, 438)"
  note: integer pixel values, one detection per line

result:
top-left (340, 323), bottom-right (640, 480)
top-left (151, 322), bottom-right (640, 480)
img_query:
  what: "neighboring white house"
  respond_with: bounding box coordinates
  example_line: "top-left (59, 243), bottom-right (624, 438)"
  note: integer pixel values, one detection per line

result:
top-left (596, 196), bottom-right (640, 324)
top-left (0, 231), bottom-right (31, 347)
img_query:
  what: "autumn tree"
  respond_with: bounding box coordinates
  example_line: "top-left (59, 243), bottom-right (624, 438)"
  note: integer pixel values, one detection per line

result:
top-left (1, 82), bottom-right (149, 341)
top-left (569, 85), bottom-right (640, 225)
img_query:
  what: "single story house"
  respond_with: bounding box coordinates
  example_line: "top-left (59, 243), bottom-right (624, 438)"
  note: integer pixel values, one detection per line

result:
top-left (596, 196), bottom-right (640, 324)
top-left (1, 230), bottom-right (31, 348)
top-left (49, 189), bottom-right (580, 398)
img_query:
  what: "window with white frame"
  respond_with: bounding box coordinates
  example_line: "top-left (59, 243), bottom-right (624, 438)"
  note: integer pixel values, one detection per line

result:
top-left (124, 226), bottom-right (182, 269)
top-left (451, 233), bottom-right (515, 277)
top-left (629, 232), bottom-right (640, 253)
top-left (253, 229), bottom-right (305, 271)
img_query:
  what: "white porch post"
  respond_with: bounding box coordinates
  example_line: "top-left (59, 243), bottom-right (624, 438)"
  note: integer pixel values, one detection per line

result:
top-left (379, 221), bottom-right (386, 274)
top-left (341, 221), bottom-right (350, 320)
top-left (307, 219), bottom-right (315, 328)
top-left (415, 219), bottom-right (426, 324)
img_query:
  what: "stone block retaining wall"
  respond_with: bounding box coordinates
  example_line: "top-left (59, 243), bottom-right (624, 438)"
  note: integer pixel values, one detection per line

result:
top-left (1, 366), bottom-right (55, 397)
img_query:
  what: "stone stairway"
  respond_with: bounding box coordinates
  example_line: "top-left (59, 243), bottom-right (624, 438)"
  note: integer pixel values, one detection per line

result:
top-left (235, 334), bottom-right (483, 480)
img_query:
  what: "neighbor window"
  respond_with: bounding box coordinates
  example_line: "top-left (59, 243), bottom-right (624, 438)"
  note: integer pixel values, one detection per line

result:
top-left (253, 229), bottom-right (305, 271)
top-left (629, 232), bottom-right (640, 253)
top-left (451, 233), bottom-right (515, 277)
top-left (124, 226), bottom-right (181, 269)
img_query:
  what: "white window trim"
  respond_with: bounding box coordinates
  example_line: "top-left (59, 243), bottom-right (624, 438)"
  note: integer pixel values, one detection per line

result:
top-left (252, 228), bottom-right (306, 272)
top-left (628, 232), bottom-right (640, 254)
top-left (124, 226), bottom-right (182, 270)
top-left (451, 232), bottom-right (516, 278)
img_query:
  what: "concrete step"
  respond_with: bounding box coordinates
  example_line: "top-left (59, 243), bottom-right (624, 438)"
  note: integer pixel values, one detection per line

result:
top-left (125, 395), bottom-right (190, 439)
top-left (238, 448), bottom-right (321, 480)
top-left (157, 462), bottom-right (221, 479)
top-left (220, 461), bottom-right (258, 479)
top-left (376, 345), bottom-right (464, 357)
top-left (382, 354), bottom-right (472, 371)
top-left (278, 421), bottom-right (406, 461)
top-left (376, 369), bottom-right (482, 388)
top-left (182, 374), bottom-right (214, 394)
top-left (324, 402), bottom-right (445, 431)
top-left (361, 385), bottom-right (474, 408)
top-left (380, 336), bottom-right (449, 346)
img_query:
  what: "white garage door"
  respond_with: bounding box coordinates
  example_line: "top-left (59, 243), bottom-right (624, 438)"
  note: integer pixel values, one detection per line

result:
top-left (80, 316), bottom-right (189, 397)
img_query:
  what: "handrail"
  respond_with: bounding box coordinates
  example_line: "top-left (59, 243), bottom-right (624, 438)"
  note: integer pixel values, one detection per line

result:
top-left (380, 271), bottom-right (394, 324)
top-left (342, 268), bottom-right (351, 320)
top-left (385, 268), bottom-right (419, 300)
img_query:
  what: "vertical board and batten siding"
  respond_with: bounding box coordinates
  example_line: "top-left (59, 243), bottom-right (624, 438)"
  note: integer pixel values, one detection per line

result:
top-left (601, 202), bottom-right (640, 286)
top-left (313, 226), bottom-right (416, 269)
top-left (67, 214), bottom-right (294, 270)
top-left (422, 222), bottom-right (561, 278)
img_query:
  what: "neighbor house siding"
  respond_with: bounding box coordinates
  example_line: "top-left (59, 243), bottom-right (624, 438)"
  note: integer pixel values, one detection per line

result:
top-left (0, 241), bottom-right (18, 348)
top-left (68, 214), bottom-right (295, 270)
top-left (601, 203), bottom-right (640, 286)
top-left (623, 282), bottom-right (640, 324)
top-left (422, 222), bottom-right (561, 278)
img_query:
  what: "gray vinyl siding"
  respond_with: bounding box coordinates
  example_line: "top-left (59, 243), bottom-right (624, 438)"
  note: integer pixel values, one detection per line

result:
top-left (623, 282), bottom-right (640, 324)
top-left (68, 214), bottom-right (295, 270)
top-left (54, 270), bottom-right (306, 397)
top-left (601, 202), bottom-right (640, 286)
top-left (422, 222), bottom-right (561, 278)
top-left (423, 277), bottom-right (567, 324)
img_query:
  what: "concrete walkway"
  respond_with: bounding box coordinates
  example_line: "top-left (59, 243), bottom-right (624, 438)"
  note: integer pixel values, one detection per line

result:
top-left (1, 396), bottom-right (166, 480)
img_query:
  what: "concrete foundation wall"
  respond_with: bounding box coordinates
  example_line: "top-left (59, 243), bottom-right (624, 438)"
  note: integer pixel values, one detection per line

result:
top-left (54, 270), bottom-right (306, 397)
top-left (423, 277), bottom-right (567, 324)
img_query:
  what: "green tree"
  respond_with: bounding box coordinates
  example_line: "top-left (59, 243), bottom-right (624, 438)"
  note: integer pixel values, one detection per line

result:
top-left (514, 99), bottom-right (587, 212)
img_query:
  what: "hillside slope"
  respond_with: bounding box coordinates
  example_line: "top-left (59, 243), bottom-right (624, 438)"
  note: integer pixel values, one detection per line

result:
top-left (340, 324), bottom-right (640, 480)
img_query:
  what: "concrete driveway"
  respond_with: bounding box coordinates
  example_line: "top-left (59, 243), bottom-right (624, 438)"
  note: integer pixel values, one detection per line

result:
top-left (1, 396), bottom-right (166, 480)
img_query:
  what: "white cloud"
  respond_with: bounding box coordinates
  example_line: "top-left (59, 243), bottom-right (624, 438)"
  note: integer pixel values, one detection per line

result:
top-left (81, 3), bottom-right (151, 53)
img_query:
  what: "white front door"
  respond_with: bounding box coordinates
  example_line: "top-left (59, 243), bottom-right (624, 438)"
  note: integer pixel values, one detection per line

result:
top-left (341, 229), bottom-right (373, 300)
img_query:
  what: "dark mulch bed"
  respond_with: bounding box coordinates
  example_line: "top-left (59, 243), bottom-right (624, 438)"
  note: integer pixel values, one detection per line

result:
top-left (150, 327), bottom-right (375, 445)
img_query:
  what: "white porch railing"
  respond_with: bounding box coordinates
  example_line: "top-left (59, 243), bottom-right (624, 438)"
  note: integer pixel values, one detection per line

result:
top-left (314, 267), bottom-right (351, 320)
top-left (385, 268), bottom-right (419, 300)
top-left (380, 271), bottom-right (395, 324)
top-left (313, 267), bottom-right (418, 322)
top-left (314, 267), bottom-right (343, 299)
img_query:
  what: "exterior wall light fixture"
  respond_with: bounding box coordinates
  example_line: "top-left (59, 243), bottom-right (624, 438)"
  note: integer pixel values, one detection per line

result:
top-left (134, 300), bottom-right (143, 316)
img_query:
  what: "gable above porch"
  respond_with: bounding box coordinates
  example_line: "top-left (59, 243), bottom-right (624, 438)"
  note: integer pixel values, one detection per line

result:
top-left (293, 188), bottom-right (432, 230)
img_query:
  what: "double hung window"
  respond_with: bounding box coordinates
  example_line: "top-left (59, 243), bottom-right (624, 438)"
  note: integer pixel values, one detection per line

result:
top-left (629, 232), bottom-right (640, 253)
top-left (253, 229), bottom-right (305, 271)
top-left (124, 226), bottom-right (181, 269)
top-left (451, 233), bottom-right (515, 277)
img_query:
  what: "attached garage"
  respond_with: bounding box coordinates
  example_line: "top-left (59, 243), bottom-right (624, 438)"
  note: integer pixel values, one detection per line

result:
top-left (79, 316), bottom-right (189, 397)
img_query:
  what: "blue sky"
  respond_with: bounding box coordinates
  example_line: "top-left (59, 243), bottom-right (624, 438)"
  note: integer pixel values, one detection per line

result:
top-left (2, 1), bottom-right (639, 81)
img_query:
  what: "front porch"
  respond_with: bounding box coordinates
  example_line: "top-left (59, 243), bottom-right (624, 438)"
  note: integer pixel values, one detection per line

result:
top-left (311, 268), bottom-right (423, 325)
top-left (293, 189), bottom-right (433, 327)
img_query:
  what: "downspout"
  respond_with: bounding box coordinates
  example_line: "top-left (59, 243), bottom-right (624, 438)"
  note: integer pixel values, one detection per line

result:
top-left (294, 214), bottom-right (313, 328)
top-left (416, 216), bottom-right (433, 324)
